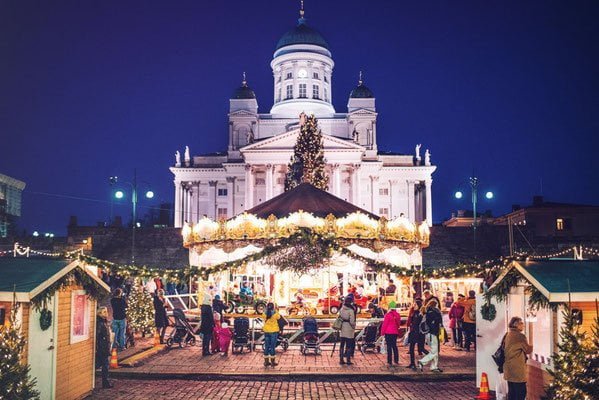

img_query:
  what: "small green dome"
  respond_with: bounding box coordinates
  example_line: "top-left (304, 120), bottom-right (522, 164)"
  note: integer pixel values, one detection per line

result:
top-left (350, 82), bottom-right (374, 98)
top-left (232, 76), bottom-right (256, 99)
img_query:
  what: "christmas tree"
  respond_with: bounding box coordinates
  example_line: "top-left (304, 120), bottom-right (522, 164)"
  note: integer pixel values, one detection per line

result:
top-left (577, 311), bottom-right (599, 399)
top-left (546, 305), bottom-right (595, 400)
top-left (126, 283), bottom-right (155, 335)
top-left (285, 113), bottom-right (329, 191)
top-left (0, 302), bottom-right (40, 400)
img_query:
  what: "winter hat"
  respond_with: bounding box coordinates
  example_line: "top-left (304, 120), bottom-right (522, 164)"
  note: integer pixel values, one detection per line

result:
top-left (202, 293), bottom-right (212, 305)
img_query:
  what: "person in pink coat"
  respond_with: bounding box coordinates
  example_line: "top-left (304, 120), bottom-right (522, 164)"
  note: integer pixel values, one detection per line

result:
top-left (218, 322), bottom-right (233, 356)
top-left (380, 308), bottom-right (402, 366)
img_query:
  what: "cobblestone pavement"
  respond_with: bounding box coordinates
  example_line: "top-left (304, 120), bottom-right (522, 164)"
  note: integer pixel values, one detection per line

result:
top-left (89, 378), bottom-right (478, 399)
top-left (115, 338), bottom-right (475, 376)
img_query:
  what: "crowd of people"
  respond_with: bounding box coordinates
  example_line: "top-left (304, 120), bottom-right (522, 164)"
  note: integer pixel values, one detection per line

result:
top-left (96, 274), bottom-right (504, 391)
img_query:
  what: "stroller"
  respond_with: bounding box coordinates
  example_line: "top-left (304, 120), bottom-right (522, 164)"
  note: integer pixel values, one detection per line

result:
top-left (165, 308), bottom-right (197, 348)
top-left (300, 317), bottom-right (321, 355)
top-left (358, 322), bottom-right (381, 353)
top-left (232, 317), bottom-right (252, 354)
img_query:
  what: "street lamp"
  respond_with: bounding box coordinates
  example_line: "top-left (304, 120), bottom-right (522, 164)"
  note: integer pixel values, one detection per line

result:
top-left (112, 169), bottom-right (154, 264)
top-left (454, 176), bottom-right (494, 260)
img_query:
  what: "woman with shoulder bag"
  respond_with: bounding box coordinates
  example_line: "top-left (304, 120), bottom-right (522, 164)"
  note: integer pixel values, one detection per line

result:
top-left (339, 297), bottom-right (356, 365)
top-left (504, 317), bottom-right (533, 400)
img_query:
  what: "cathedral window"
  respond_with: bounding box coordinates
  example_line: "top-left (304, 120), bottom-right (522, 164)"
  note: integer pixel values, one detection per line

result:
top-left (217, 208), bottom-right (228, 219)
top-left (324, 88), bottom-right (329, 102)
top-left (286, 85), bottom-right (293, 99)
top-left (299, 83), bottom-right (307, 98)
top-left (379, 188), bottom-right (389, 196)
top-left (324, 75), bottom-right (328, 83)
top-left (277, 88), bottom-right (281, 102)
top-left (286, 72), bottom-right (293, 80)
top-left (313, 72), bottom-right (319, 80)
top-left (379, 208), bottom-right (389, 217)
top-left (312, 85), bottom-right (320, 99)
top-left (218, 188), bottom-right (228, 196)
top-left (277, 76), bottom-right (281, 83)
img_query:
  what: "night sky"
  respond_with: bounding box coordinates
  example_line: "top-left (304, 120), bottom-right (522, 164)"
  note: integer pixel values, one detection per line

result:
top-left (1, 1), bottom-right (598, 235)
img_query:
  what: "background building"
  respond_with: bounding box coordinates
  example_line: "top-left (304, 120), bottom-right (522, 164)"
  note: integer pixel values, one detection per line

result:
top-left (0, 172), bottom-right (26, 238)
top-left (170, 8), bottom-right (436, 227)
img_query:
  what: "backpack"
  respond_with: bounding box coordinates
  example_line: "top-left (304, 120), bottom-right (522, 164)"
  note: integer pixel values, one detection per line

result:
top-left (492, 334), bottom-right (507, 373)
top-left (468, 305), bottom-right (476, 321)
top-left (419, 313), bottom-right (430, 334)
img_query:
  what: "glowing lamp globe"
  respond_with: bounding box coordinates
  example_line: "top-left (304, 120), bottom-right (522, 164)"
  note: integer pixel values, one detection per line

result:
top-left (485, 191), bottom-right (494, 199)
top-left (454, 191), bottom-right (463, 199)
top-left (115, 190), bottom-right (124, 199)
top-left (145, 190), bottom-right (154, 199)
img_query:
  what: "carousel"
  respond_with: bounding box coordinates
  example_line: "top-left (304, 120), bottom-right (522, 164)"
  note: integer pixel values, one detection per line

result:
top-left (182, 183), bottom-right (430, 315)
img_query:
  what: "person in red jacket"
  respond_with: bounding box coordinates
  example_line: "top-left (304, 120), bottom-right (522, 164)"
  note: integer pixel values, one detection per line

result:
top-left (448, 294), bottom-right (465, 349)
top-left (380, 307), bottom-right (402, 366)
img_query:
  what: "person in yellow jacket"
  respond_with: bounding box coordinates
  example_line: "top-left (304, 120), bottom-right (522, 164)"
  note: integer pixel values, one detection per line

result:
top-left (457, 290), bottom-right (477, 351)
top-left (261, 302), bottom-right (281, 367)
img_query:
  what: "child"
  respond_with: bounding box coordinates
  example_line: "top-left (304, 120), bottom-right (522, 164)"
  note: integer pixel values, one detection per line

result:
top-left (212, 311), bottom-right (222, 353)
top-left (219, 322), bottom-right (233, 356)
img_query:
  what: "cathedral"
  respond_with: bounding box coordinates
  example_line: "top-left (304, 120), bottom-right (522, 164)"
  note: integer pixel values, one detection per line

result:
top-left (170, 6), bottom-right (436, 228)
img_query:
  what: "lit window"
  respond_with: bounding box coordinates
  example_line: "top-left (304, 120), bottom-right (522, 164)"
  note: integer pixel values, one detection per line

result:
top-left (299, 84), bottom-right (307, 98)
top-left (217, 208), bottom-right (228, 219)
top-left (286, 85), bottom-right (293, 99)
top-left (312, 85), bottom-right (319, 99)
top-left (313, 72), bottom-right (319, 79)
top-left (286, 72), bottom-right (293, 80)
top-left (556, 218), bottom-right (564, 231)
top-left (379, 188), bottom-right (389, 196)
top-left (217, 188), bottom-right (228, 196)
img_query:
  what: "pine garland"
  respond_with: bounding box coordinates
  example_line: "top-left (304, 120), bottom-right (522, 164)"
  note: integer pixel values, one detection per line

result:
top-left (0, 301), bottom-right (40, 400)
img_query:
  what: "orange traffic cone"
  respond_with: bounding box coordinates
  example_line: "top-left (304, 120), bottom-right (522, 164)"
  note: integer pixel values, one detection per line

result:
top-left (154, 329), bottom-right (161, 347)
top-left (109, 348), bottom-right (119, 369)
top-left (475, 372), bottom-right (494, 399)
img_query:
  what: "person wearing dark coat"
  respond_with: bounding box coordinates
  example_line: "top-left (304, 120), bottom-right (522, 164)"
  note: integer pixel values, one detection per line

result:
top-left (198, 302), bottom-right (215, 356)
top-left (153, 289), bottom-right (169, 344)
top-left (407, 299), bottom-right (426, 369)
top-left (212, 295), bottom-right (225, 316)
top-left (96, 307), bottom-right (113, 388)
top-left (418, 299), bottom-right (443, 372)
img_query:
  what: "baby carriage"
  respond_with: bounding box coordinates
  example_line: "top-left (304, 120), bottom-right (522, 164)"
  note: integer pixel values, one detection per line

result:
top-left (165, 308), bottom-right (196, 348)
top-left (358, 322), bottom-right (381, 353)
top-left (232, 317), bottom-right (252, 354)
top-left (124, 323), bottom-right (135, 349)
top-left (300, 317), bottom-right (321, 355)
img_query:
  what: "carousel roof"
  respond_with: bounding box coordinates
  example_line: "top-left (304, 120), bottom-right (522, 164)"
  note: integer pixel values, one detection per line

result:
top-left (245, 183), bottom-right (379, 220)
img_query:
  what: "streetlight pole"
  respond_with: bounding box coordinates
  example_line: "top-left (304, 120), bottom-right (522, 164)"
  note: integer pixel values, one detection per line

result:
top-left (113, 169), bottom-right (154, 265)
top-left (470, 176), bottom-right (478, 260)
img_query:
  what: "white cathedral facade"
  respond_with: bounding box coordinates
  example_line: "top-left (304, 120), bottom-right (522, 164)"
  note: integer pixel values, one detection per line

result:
top-left (170, 8), bottom-right (436, 228)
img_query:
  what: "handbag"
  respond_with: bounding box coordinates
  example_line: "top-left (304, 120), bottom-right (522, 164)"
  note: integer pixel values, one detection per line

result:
top-left (332, 317), bottom-right (343, 331)
top-left (492, 334), bottom-right (507, 373)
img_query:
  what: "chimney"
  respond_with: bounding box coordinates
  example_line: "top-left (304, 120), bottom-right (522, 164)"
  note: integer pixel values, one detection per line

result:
top-left (532, 195), bottom-right (544, 206)
top-left (68, 216), bottom-right (78, 227)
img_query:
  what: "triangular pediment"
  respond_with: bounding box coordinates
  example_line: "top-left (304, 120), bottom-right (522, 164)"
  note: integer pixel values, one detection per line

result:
top-left (241, 129), bottom-right (365, 152)
top-left (228, 110), bottom-right (257, 117)
top-left (348, 108), bottom-right (377, 116)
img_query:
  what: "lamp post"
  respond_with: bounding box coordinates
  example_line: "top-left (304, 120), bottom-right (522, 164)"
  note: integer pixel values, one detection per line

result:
top-left (454, 176), bottom-right (494, 260)
top-left (113, 169), bottom-right (154, 265)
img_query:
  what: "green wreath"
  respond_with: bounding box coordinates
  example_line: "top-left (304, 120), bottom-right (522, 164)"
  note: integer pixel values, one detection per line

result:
top-left (40, 308), bottom-right (52, 331)
top-left (481, 302), bottom-right (496, 321)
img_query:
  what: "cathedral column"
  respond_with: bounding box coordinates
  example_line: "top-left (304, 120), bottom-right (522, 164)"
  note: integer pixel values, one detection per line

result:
top-left (244, 164), bottom-right (254, 209)
top-left (228, 122), bottom-right (234, 151)
top-left (388, 180), bottom-right (395, 219)
top-left (332, 164), bottom-right (341, 197)
top-left (192, 181), bottom-right (201, 223)
top-left (185, 184), bottom-right (193, 223)
top-left (265, 164), bottom-right (273, 200)
top-left (407, 180), bottom-right (416, 222)
top-left (425, 179), bottom-right (433, 227)
top-left (226, 177), bottom-right (235, 217)
top-left (181, 184), bottom-right (188, 224)
top-left (209, 181), bottom-right (218, 219)
top-left (174, 180), bottom-right (182, 227)
top-left (351, 164), bottom-right (362, 207)
top-left (370, 175), bottom-right (380, 214)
